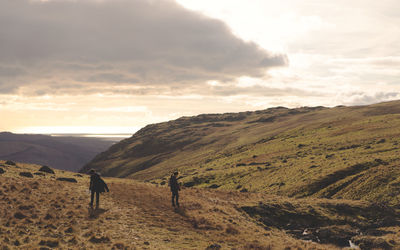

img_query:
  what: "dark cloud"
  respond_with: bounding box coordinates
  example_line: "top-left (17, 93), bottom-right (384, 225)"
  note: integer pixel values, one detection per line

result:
top-left (0, 0), bottom-right (287, 95)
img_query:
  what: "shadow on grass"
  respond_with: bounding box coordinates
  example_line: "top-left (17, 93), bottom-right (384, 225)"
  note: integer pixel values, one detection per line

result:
top-left (88, 207), bottom-right (108, 219)
top-left (174, 206), bottom-right (188, 217)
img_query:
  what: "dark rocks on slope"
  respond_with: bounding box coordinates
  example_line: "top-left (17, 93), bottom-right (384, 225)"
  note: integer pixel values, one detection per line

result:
top-left (38, 166), bottom-right (55, 174)
top-left (19, 172), bottom-right (33, 178)
top-left (56, 177), bottom-right (77, 183)
top-left (206, 243), bottom-right (222, 249)
top-left (14, 212), bottom-right (27, 219)
top-left (39, 240), bottom-right (59, 248)
top-left (5, 160), bottom-right (16, 166)
top-left (89, 236), bottom-right (110, 243)
top-left (0, 167), bottom-right (5, 174)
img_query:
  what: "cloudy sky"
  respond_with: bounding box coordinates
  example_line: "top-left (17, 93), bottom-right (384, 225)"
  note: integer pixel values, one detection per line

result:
top-left (1, 0), bottom-right (399, 134)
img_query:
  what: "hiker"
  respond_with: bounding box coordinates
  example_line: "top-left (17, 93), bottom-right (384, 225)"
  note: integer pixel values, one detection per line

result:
top-left (169, 171), bottom-right (181, 207)
top-left (88, 169), bottom-right (109, 209)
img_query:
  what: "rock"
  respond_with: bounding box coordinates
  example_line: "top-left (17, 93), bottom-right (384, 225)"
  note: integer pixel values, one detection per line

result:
top-left (18, 205), bottom-right (34, 210)
top-left (13, 240), bottom-right (20, 246)
top-left (39, 240), bottom-right (59, 248)
top-left (206, 243), bottom-right (222, 249)
top-left (68, 237), bottom-right (78, 244)
top-left (144, 241), bottom-right (150, 245)
top-left (240, 188), bottom-right (248, 193)
top-left (74, 174), bottom-right (83, 177)
top-left (5, 160), bottom-right (16, 166)
top-left (31, 182), bottom-right (39, 189)
top-left (325, 154), bottom-right (335, 159)
top-left (377, 138), bottom-right (386, 144)
top-left (112, 243), bottom-right (125, 249)
top-left (14, 212), bottom-right (27, 219)
top-left (56, 177), bottom-right (77, 183)
top-left (19, 172), bottom-right (33, 178)
top-left (208, 184), bottom-right (220, 189)
top-left (44, 213), bottom-right (53, 220)
top-left (353, 237), bottom-right (391, 250)
top-left (183, 181), bottom-right (195, 188)
top-left (34, 172), bottom-right (46, 176)
top-left (38, 166), bottom-right (55, 174)
top-left (65, 227), bottom-right (74, 233)
top-left (0, 168), bottom-right (5, 174)
top-left (89, 236), bottom-right (110, 243)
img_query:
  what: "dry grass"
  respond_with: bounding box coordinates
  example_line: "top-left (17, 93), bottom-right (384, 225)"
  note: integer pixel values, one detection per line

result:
top-left (0, 160), bottom-right (341, 249)
top-left (1, 160), bottom-right (399, 249)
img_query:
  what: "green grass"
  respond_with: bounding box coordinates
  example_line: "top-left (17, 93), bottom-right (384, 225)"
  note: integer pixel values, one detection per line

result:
top-left (83, 100), bottom-right (400, 206)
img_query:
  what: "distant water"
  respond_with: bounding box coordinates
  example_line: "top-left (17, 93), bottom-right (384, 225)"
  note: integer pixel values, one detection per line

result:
top-left (50, 133), bottom-right (132, 142)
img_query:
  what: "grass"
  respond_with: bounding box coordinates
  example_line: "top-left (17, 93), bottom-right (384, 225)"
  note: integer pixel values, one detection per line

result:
top-left (84, 101), bottom-right (400, 207)
top-left (1, 160), bottom-right (400, 248)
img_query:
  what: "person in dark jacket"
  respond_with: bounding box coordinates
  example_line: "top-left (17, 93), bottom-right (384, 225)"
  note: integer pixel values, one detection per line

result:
top-left (88, 169), bottom-right (109, 209)
top-left (169, 171), bottom-right (181, 207)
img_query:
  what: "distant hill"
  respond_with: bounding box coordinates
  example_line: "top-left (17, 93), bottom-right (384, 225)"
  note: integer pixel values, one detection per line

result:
top-left (0, 132), bottom-right (118, 172)
top-left (82, 100), bottom-right (400, 205)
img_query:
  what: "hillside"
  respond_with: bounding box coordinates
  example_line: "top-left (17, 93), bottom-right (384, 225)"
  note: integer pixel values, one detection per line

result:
top-left (0, 132), bottom-right (117, 172)
top-left (82, 100), bottom-right (400, 206)
top-left (1, 161), bottom-right (399, 249)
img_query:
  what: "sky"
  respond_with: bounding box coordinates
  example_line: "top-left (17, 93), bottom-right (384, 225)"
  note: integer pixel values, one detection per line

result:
top-left (1, 0), bottom-right (399, 134)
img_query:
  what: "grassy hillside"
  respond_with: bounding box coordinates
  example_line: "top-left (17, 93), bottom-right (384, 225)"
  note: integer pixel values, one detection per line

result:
top-left (0, 132), bottom-right (116, 172)
top-left (1, 160), bottom-right (399, 249)
top-left (82, 101), bottom-right (400, 206)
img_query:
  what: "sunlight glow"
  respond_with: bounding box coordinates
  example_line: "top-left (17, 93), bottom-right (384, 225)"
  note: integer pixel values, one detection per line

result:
top-left (16, 126), bottom-right (140, 135)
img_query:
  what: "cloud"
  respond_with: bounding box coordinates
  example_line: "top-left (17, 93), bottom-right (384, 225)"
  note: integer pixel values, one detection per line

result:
top-left (338, 91), bottom-right (400, 106)
top-left (0, 0), bottom-right (287, 95)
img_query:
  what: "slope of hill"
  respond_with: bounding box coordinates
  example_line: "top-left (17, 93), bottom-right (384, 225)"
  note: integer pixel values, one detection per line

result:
top-left (0, 132), bottom-right (117, 172)
top-left (1, 161), bottom-right (399, 249)
top-left (82, 100), bottom-right (400, 206)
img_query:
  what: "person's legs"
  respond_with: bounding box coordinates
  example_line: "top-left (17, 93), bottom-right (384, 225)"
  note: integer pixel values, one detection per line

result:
top-left (96, 192), bottom-right (100, 208)
top-left (171, 192), bottom-right (176, 206)
top-left (175, 191), bottom-right (179, 207)
top-left (90, 191), bottom-right (95, 207)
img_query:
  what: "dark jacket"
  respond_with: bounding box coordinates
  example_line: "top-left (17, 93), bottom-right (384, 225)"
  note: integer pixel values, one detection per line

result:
top-left (169, 175), bottom-right (180, 193)
top-left (90, 173), bottom-right (109, 193)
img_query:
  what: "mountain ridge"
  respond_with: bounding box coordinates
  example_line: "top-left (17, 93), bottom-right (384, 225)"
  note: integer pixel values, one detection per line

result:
top-left (0, 132), bottom-right (117, 172)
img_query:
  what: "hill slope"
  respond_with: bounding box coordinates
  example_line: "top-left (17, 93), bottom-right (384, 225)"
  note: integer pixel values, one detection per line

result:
top-left (0, 132), bottom-right (117, 172)
top-left (1, 161), bottom-right (399, 249)
top-left (82, 100), bottom-right (400, 206)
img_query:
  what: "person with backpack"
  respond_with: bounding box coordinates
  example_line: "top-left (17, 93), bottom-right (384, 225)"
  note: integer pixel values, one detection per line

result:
top-left (169, 171), bottom-right (181, 207)
top-left (88, 169), bottom-right (109, 209)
